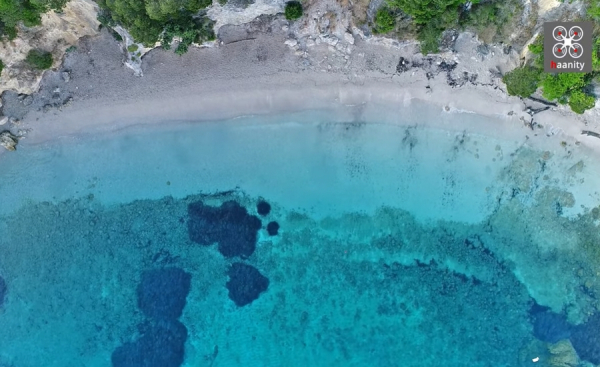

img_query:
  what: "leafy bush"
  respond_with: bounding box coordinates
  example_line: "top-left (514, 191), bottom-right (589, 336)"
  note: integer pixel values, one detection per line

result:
top-left (388, 0), bottom-right (466, 24)
top-left (284, 1), bottom-right (303, 20)
top-left (460, 0), bottom-right (521, 43)
top-left (528, 35), bottom-right (543, 54)
top-left (373, 8), bottom-right (396, 34)
top-left (0, 59), bottom-right (4, 75)
top-left (541, 72), bottom-right (588, 102)
top-left (25, 49), bottom-right (53, 70)
top-left (417, 22), bottom-right (443, 54)
top-left (502, 66), bottom-right (541, 98)
top-left (96, 0), bottom-right (214, 52)
top-left (568, 90), bottom-right (596, 114)
top-left (160, 16), bottom-right (215, 55)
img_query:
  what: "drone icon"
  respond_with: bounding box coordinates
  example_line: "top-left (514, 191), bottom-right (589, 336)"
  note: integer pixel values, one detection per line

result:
top-left (552, 25), bottom-right (584, 58)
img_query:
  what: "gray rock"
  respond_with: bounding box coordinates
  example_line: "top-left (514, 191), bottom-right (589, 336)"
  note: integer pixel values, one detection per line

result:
top-left (0, 117), bottom-right (7, 125)
top-left (22, 95), bottom-right (33, 106)
top-left (0, 130), bottom-right (18, 151)
top-left (62, 71), bottom-right (71, 82)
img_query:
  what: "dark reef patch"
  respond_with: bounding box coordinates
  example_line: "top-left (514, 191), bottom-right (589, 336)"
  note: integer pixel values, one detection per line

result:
top-left (187, 200), bottom-right (262, 258)
top-left (137, 268), bottom-right (192, 321)
top-left (0, 276), bottom-right (6, 306)
top-left (266, 221), bottom-right (279, 236)
top-left (571, 314), bottom-right (600, 364)
top-left (256, 200), bottom-right (271, 216)
top-left (530, 309), bottom-right (571, 343)
top-left (226, 262), bottom-right (269, 307)
top-left (112, 320), bottom-right (188, 367)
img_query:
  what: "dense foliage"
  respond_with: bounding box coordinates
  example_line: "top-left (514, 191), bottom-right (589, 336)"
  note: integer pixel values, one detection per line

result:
top-left (568, 90), bottom-right (596, 114)
top-left (0, 59), bottom-right (4, 75)
top-left (381, 0), bottom-right (521, 53)
top-left (96, 0), bottom-right (214, 52)
top-left (0, 0), bottom-right (67, 39)
top-left (502, 67), bottom-right (541, 98)
top-left (373, 7), bottom-right (395, 34)
top-left (284, 1), bottom-right (302, 20)
top-left (25, 49), bottom-right (53, 69)
top-left (501, 27), bottom-right (599, 114)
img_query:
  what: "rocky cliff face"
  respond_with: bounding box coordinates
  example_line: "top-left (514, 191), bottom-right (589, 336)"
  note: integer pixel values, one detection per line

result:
top-left (0, 0), bottom-right (100, 95)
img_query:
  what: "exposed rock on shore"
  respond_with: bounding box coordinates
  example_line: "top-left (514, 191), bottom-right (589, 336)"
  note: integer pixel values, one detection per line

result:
top-left (0, 131), bottom-right (18, 151)
top-left (0, 0), bottom-right (99, 95)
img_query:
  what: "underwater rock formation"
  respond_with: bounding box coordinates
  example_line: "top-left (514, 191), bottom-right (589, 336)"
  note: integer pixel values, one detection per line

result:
top-left (570, 314), bottom-right (600, 365)
top-left (266, 221), bottom-right (279, 236)
top-left (547, 339), bottom-right (579, 367)
top-left (187, 200), bottom-right (261, 258)
top-left (137, 268), bottom-right (192, 321)
top-left (256, 200), bottom-right (271, 216)
top-left (531, 310), bottom-right (572, 344)
top-left (111, 320), bottom-right (188, 367)
top-left (0, 275), bottom-right (6, 306)
top-left (226, 262), bottom-right (269, 307)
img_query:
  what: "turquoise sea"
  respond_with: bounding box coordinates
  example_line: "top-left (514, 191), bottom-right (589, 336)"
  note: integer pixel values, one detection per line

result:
top-left (0, 105), bottom-right (599, 367)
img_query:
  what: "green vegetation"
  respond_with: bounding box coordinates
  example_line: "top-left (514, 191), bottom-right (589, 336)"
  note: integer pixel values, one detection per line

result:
top-left (373, 7), bottom-right (396, 34)
top-left (127, 44), bottom-right (139, 52)
top-left (501, 31), bottom-right (598, 114)
top-left (25, 49), bottom-right (53, 70)
top-left (0, 0), bottom-right (68, 39)
top-left (568, 90), bottom-right (596, 114)
top-left (0, 59), bottom-right (4, 75)
top-left (284, 1), bottom-right (303, 20)
top-left (380, 0), bottom-right (521, 53)
top-left (540, 72), bottom-right (589, 102)
top-left (95, 0), bottom-right (214, 53)
top-left (65, 45), bottom-right (77, 52)
top-left (502, 66), bottom-right (541, 98)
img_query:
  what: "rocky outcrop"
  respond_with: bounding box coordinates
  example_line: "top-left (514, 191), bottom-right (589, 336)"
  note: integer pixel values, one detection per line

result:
top-left (0, 0), bottom-right (100, 95)
top-left (0, 131), bottom-right (18, 151)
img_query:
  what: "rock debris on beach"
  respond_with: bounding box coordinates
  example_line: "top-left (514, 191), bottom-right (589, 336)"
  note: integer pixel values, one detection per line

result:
top-left (0, 131), bottom-right (18, 151)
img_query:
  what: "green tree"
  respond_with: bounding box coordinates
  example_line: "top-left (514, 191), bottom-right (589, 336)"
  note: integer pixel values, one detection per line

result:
top-left (528, 35), bottom-right (543, 54)
top-left (568, 90), bottom-right (596, 114)
top-left (373, 7), bottom-right (395, 34)
top-left (284, 1), bottom-right (302, 20)
top-left (502, 66), bottom-right (541, 98)
top-left (25, 49), bottom-right (53, 70)
top-left (541, 72), bottom-right (588, 102)
top-left (388, 0), bottom-right (467, 24)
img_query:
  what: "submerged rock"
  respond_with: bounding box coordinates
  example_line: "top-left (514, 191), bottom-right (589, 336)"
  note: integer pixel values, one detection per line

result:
top-left (266, 221), bottom-right (279, 236)
top-left (187, 200), bottom-right (261, 258)
top-left (548, 339), bottom-right (579, 367)
top-left (0, 275), bottom-right (6, 306)
top-left (111, 320), bottom-right (188, 367)
top-left (226, 262), bottom-right (269, 307)
top-left (0, 130), bottom-right (18, 151)
top-left (532, 310), bottom-right (572, 343)
top-left (137, 268), bottom-right (192, 321)
top-left (570, 314), bottom-right (600, 364)
top-left (256, 200), bottom-right (271, 216)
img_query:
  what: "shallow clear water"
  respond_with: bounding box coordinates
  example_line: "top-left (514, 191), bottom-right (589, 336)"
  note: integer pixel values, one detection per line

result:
top-left (0, 107), bottom-right (599, 367)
